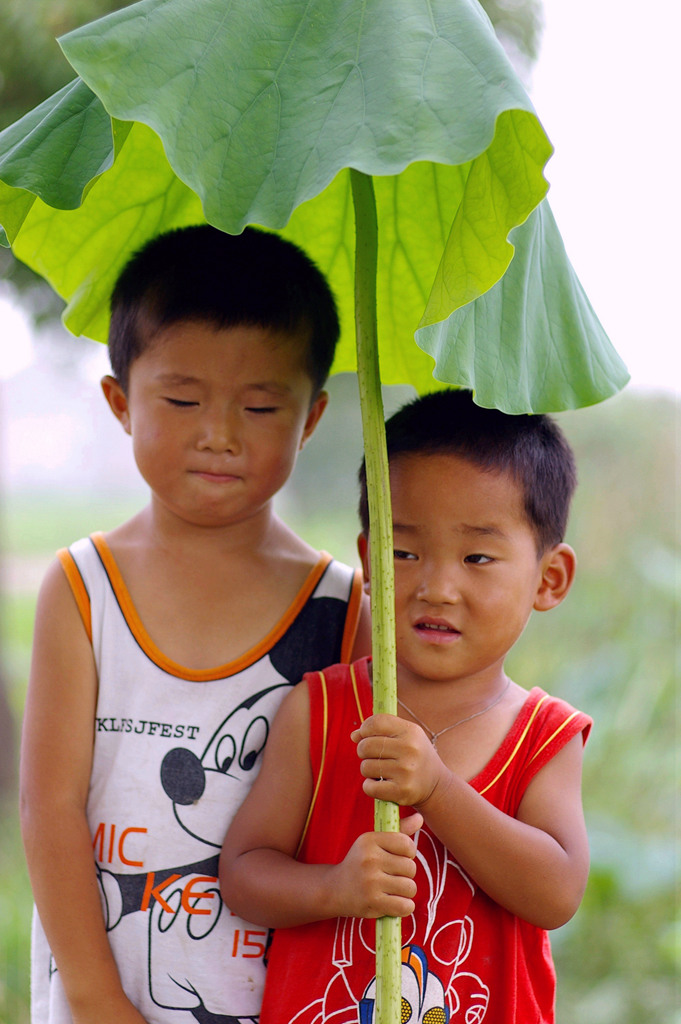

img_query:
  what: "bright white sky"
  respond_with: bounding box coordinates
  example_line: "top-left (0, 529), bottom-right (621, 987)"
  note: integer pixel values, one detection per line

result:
top-left (1, 0), bottom-right (679, 393)
top-left (530, 0), bottom-right (679, 394)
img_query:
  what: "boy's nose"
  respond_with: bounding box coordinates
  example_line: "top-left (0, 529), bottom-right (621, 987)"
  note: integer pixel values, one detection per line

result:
top-left (416, 563), bottom-right (461, 605)
top-left (198, 407), bottom-right (240, 453)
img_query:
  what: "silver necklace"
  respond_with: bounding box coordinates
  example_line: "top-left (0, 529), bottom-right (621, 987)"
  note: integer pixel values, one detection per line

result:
top-left (397, 678), bottom-right (511, 748)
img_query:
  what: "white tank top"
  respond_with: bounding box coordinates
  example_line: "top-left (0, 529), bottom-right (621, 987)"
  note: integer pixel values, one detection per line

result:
top-left (31, 533), bottom-right (362, 1024)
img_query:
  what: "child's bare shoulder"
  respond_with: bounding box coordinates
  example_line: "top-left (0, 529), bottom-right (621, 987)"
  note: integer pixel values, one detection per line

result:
top-left (35, 554), bottom-right (89, 634)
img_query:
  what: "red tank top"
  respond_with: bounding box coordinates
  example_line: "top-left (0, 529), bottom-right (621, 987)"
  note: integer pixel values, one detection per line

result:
top-left (262, 658), bottom-right (591, 1024)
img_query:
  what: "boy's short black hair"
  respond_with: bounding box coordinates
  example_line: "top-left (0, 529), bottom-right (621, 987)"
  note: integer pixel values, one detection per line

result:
top-left (358, 389), bottom-right (577, 553)
top-left (108, 225), bottom-right (340, 396)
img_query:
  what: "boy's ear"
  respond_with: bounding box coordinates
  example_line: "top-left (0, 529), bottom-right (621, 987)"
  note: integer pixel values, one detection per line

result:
top-left (101, 375), bottom-right (131, 434)
top-left (299, 390), bottom-right (328, 450)
top-left (534, 543), bottom-right (577, 612)
top-left (357, 533), bottom-right (371, 593)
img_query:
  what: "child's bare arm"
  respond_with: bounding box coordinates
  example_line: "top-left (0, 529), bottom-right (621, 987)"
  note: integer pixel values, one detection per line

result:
top-left (220, 684), bottom-right (421, 928)
top-left (20, 560), bottom-right (148, 1024)
top-left (354, 714), bottom-right (589, 930)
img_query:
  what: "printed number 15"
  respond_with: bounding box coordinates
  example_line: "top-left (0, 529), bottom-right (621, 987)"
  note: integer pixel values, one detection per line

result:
top-left (232, 929), bottom-right (267, 959)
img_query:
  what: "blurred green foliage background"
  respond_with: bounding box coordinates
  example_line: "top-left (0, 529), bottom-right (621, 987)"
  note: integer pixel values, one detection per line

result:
top-left (0, 377), bottom-right (678, 1023)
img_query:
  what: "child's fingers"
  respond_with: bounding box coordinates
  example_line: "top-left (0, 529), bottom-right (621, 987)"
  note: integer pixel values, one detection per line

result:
top-left (374, 840), bottom-right (418, 911)
top-left (352, 717), bottom-right (441, 806)
top-left (400, 811), bottom-right (424, 837)
top-left (351, 714), bottom-right (402, 746)
top-left (359, 765), bottom-right (410, 808)
top-left (374, 830), bottom-right (418, 867)
top-left (381, 866), bottom-right (417, 895)
top-left (355, 724), bottom-right (425, 766)
top-left (371, 890), bottom-right (417, 919)
top-left (340, 832), bottom-right (418, 918)
top-left (363, 770), bottom-right (439, 809)
top-left (358, 754), bottom-right (395, 781)
top-left (362, 775), bottom-right (400, 803)
top-left (357, 713), bottom-right (402, 735)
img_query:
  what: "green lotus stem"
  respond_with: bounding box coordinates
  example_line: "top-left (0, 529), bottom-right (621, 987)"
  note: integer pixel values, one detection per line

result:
top-left (350, 167), bottom-right (401, 1024)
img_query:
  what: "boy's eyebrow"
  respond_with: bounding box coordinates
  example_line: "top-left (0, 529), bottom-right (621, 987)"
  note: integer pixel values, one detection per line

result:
top-left (459, 523), bottom-right (509, 539)
top-left (154, 373), bottom-right (292, 394)
top-left (155, 373), bottom-right (202, 386)
top-left (245, 382), bottom-right (294, 395)
top-left (393, 522), bottom-right (510, 540)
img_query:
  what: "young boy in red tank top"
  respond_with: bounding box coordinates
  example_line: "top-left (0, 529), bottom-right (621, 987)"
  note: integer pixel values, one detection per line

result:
top-left (221, 389), bottom-right (592, 1024)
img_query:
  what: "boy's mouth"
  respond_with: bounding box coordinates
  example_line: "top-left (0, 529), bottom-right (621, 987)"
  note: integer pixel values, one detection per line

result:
top-left (413, 618), bottom-right (460, 641)
top-left (193, 468), bottom-right (241, 483)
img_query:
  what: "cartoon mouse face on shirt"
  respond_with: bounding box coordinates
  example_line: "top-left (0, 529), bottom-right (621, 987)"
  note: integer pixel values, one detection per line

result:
top-left (160, 673), bottom-right (292, 849)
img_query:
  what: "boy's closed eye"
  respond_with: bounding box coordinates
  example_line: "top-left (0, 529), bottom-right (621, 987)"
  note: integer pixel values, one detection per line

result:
top-left (165, 397), bottom-right (199, 407)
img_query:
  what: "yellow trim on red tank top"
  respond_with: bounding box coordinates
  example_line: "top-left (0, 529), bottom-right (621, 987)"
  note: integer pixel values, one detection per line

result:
top-left (479, 694), bottom-right (549, 795)
top-left (297, 668), bottom-right (330, 855)
top-left (527, 711), bottom-right (581, 768)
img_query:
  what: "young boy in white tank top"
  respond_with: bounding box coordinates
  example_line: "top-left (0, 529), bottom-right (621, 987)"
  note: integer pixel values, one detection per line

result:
top-left (20, 225), bottom-right (370, 1024)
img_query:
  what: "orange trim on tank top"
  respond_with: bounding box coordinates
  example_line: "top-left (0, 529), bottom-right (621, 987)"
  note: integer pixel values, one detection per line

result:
top-left (57, 548), bottom-right (92, 643)
top-left (90, 532), bottom-right (333, 682)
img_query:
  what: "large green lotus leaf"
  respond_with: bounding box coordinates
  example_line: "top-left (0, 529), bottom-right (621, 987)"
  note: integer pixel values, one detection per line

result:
top-left (0, 184), bottom-right (35, 249)
top-left (59, 0), bottom-right (548, 232)
top-left (0, 106), bottom-right (558, 393)
top-left (416, 200), bottom-right (630, 411)
top-left (3, 121), bottom-right (205, 341)
top-left (281, 141), bottom-right (557, 391)
top-left (0, 0), bottom-right (628, 408)
top-left (0, 79), bottom-right (115, 210)
top-left (0, 79), bottom-right (113, 248)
